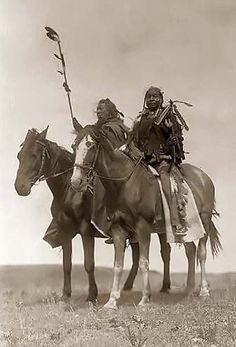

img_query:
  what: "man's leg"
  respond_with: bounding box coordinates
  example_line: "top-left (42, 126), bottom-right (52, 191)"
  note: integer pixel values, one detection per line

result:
top-left (157, 161), bottom-right (179, 228)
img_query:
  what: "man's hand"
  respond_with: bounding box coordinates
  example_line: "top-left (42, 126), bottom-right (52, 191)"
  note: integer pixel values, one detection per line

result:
top-left (73, 117), bottom-right (83, 131)
top-left (164, 118), bottom-right (173, 128)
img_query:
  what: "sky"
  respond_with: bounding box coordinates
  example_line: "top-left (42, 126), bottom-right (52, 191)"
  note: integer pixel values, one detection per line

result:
top-left (0, 0), bottom-right (236, 273)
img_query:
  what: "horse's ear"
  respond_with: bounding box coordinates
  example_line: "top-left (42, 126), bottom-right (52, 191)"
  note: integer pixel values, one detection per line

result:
top-left (38, 126), bottom-right (49, 139)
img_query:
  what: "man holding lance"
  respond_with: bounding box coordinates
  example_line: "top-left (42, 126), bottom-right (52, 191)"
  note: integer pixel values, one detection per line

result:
top-left (73, 98), bottom-right (129, 244)
top-left (45, 27), bottom-right (129, 243)
top-left (130, 86), bottom-right (190, 236)
top-left (45, 27), bottom-right (128, 148)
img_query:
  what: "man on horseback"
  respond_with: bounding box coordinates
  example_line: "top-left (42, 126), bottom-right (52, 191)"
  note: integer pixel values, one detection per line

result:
top-left (131, 86), bottom-right (188, 236)
top-left (73, 98), bottom-right (129, 244)
top-left (73, 98), bottom-right (129, 148)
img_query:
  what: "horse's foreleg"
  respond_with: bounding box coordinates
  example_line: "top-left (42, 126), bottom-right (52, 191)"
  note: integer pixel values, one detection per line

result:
top-left (158, 233), bottom-right (171, 293)
top-left (184, 242), bottom-right (196, 295)
top-left (136, 219), bottom-right (151, 306)
top-left (123, 242), bottom-right (139, 291)
top-left (104, 225), bottom-right (127, 310)
top-left (81, 227), bottom-right (98, 303)
top-left (62, 238), bottom-right (72, 299)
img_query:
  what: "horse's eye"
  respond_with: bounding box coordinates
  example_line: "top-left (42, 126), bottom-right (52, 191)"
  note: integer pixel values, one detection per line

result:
top-left (86, 141), bottom-right (93, 148)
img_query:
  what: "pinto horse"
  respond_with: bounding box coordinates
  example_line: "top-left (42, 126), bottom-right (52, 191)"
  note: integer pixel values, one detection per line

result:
top-left (71, 125), bottom-right (222, 309)
top-left (14, 127), bottom-right (140, 302)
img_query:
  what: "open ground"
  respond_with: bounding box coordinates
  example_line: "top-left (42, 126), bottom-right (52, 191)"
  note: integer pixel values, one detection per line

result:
top-left (0, 265), bottom-right (236, 347)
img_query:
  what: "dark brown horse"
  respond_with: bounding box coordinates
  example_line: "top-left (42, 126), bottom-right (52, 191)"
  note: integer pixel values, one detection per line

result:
top-left (14, 127), bottom-right (140, 302)
top-left (71, 125), bottom-right (222, 309)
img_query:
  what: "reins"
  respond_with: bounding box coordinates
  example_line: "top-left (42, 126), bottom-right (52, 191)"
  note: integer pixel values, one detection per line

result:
top-left (38, 167), bottom-right (73, 182)
top-left (75, 144), bottom-right (143, 183)
top-left (93, 153), bottom-right (143, 181)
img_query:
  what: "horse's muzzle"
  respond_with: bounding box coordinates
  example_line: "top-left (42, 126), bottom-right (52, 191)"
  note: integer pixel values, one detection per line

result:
top-left (71, 177), bottom-right (88, 192)
top-left (14, 181), bottom-right (31, 196)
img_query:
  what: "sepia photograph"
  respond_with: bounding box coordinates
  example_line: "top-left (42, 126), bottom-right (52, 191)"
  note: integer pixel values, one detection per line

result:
top-left (1, 1), bottom-right (236, 346)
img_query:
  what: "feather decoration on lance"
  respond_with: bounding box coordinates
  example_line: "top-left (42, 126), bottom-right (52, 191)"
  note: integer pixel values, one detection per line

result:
top-left (45, 27), bottom-right (60, 42)
top-left (45, 26), bottom-right (76, 128)
top-left (155, 99), bottom-right (191, 131)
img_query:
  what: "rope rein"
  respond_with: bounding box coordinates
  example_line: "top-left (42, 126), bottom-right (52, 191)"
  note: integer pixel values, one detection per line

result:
top-left (93, 155), bottom-right (143, 181)
top-left (74, 144), bottom-right (143, 182)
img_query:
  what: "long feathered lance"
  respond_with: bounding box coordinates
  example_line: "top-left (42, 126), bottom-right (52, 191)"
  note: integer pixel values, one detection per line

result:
top-left (45, 27), bottom-right (80, 129)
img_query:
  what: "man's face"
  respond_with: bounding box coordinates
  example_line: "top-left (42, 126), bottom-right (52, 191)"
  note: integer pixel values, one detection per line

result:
top-left (97, 102), bottom-right (109, 120)
top-left (145, 90), bottom-right (163, 111)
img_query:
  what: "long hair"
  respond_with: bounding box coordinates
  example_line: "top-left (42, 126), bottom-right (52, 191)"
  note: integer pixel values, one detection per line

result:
top-left (97, 98), bottom-right (125, 121)
top-left (141, 86), bottom-right (164, 113)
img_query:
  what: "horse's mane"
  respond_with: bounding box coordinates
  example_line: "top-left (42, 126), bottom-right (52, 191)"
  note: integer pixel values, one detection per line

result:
top-left (29, 128), bottom-right (74, 164)
top-left (47, 140), bottom-right (74, 164)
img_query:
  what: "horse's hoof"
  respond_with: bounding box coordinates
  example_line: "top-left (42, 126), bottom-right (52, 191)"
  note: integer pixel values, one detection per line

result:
top-left (86, 295), bottom-right (98, 303)
top-left (199, 289), bottom-right (210, 297)
top-left (86, 297), bottom-right (97, 305)
top-left (103, 301), bottom-right (118, 310)
top-left (60, 295), bottom-right (71, 302)
top-left (160, 287), bottom-right (170, 294)
top-left (138, 297), bottom-right (150, 307)
top-left (138, 303), bottom-right (150, 309)
top-left (123, 285), bottom-right (133, 291)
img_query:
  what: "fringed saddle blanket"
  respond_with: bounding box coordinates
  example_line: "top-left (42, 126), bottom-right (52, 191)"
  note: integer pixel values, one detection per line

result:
top-left (148, 165), bottom-right (205, 243)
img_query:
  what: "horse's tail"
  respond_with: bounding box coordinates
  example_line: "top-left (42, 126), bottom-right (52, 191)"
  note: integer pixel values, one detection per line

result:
top-left (208, 219), bottom-right (222, 258)
top-left (197, 207), bottom-right (222, 265)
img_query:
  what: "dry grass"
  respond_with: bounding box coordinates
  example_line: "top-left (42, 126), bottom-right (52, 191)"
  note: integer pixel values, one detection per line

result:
top-left (0, 265), bottom-right (236, 347)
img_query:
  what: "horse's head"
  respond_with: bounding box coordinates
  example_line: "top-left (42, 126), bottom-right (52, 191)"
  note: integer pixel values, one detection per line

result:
top-left (15, 127), bottom-right (49, 196)
top-left (71, 125), bottom-right (98, 192)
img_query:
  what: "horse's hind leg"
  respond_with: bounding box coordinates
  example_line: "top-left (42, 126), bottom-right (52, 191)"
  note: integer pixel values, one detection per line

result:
top-left (158, 233), bottom-right (171, 293)
top-left (198, 212), bottom-right (210, 296)
top-left (123, 242), bottom-right (139, 291)
top-left (104, 224), bottom-right (127, 310)
top-left (62, 238), bottom-right (72, 300)
top-left (81, 225), bottom-right (98, 303)
top-left (136, 219), bottom-right (151, 306)
top-left (184, 242), bottom-right (196, 295)
top-left (197, 235), bottom-right (209, 296)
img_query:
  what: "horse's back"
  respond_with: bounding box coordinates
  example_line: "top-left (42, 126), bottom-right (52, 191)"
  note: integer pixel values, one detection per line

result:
top-left (181, 163), bottom-right (215, 212)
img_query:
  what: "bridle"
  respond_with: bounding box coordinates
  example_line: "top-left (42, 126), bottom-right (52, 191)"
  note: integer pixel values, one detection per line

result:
top-left (74, 141), bottom-right (143, 184)
top-left (73, 142), bottom-right (100, 185)
top-left (31, 140), bottom-right (73, 185)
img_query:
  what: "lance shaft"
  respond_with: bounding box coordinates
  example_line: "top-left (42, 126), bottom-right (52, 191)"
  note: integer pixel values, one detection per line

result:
top-left (45, 26), bottom-right (75, 127)
top-left (57, 40), bottom-right (74, 125)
